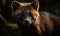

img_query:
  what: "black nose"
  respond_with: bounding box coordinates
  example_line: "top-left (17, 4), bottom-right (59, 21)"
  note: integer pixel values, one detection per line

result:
top-left (25, 20), bottom-right (29, 24)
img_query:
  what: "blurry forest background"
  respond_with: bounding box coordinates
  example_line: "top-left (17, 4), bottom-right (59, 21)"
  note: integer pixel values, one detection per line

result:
top-left (0, 0), bottom-right (60, 36)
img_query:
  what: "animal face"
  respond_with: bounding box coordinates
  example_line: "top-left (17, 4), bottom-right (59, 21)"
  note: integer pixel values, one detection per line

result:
top-left (11, 1), bottom-right (40, 26)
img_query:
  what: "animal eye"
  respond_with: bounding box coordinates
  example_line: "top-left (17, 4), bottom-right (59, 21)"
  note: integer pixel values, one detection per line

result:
top-left (34, 14), bottom-right (37, 18)
top-left (16, 14), bottom-right (22, 17)
top-left (29, 14), bottom-right (33, 17)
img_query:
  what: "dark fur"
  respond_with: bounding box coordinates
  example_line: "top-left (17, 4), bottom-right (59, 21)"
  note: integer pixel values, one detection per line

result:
top-left (11, 1), bottom-right (60, 36)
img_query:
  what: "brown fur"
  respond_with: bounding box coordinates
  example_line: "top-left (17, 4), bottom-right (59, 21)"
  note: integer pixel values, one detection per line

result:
top-left (11, 0), bottom-right (60, 36)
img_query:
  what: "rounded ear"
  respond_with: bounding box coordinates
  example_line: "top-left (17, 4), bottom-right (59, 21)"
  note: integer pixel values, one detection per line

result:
top-left (31, 0), bottom-right (39, 11)
top-left (11, 1), bottom-right (20, 11)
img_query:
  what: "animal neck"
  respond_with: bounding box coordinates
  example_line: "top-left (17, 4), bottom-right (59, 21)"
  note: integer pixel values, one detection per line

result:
top-left (31, 14), bottom-right (43, 35)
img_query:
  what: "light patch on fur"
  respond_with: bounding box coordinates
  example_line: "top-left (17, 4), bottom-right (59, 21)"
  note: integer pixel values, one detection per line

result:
top-left (31, 10), bottom-right (39, 20)
top-left (20, 3), bottom-right (31, 6)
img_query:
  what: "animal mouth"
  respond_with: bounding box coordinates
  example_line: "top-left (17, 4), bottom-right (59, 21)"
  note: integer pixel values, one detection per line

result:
top-left (18, 20), bottom-right (30, 26)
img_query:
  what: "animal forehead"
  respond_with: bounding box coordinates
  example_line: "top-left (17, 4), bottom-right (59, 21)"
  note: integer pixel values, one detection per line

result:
top-left (21, 7), bottom-right (31, 12)
top-left (22, 7), bottom-right (28, 10)
top-left (20, 3), bottom-right (31, 6)
top-left (21, 6), bottom-right (38, 14)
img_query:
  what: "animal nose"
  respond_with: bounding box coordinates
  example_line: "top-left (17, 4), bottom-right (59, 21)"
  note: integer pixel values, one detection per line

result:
top-left (25, 20), bottom-right (29, 24)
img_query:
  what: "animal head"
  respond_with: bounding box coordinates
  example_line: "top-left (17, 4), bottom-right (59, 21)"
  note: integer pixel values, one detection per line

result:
top-left (11, 0), bottom-right (40, 26)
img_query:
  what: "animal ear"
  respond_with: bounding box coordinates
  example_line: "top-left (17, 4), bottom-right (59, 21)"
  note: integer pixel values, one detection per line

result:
top-left (11, 1), bottom-right (20, 11)
top-left (31, 0), bottom-right (39, 11)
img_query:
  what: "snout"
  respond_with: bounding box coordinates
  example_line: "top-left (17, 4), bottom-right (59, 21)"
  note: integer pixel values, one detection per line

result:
top-left (22, 17), bottom-right (32, 25)
top-left (24, 20), bottom-right (29, 25)
top-left (25, 17), bottom-right (32, 24)
top-left (16, 14), bottom-right (33, 25)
